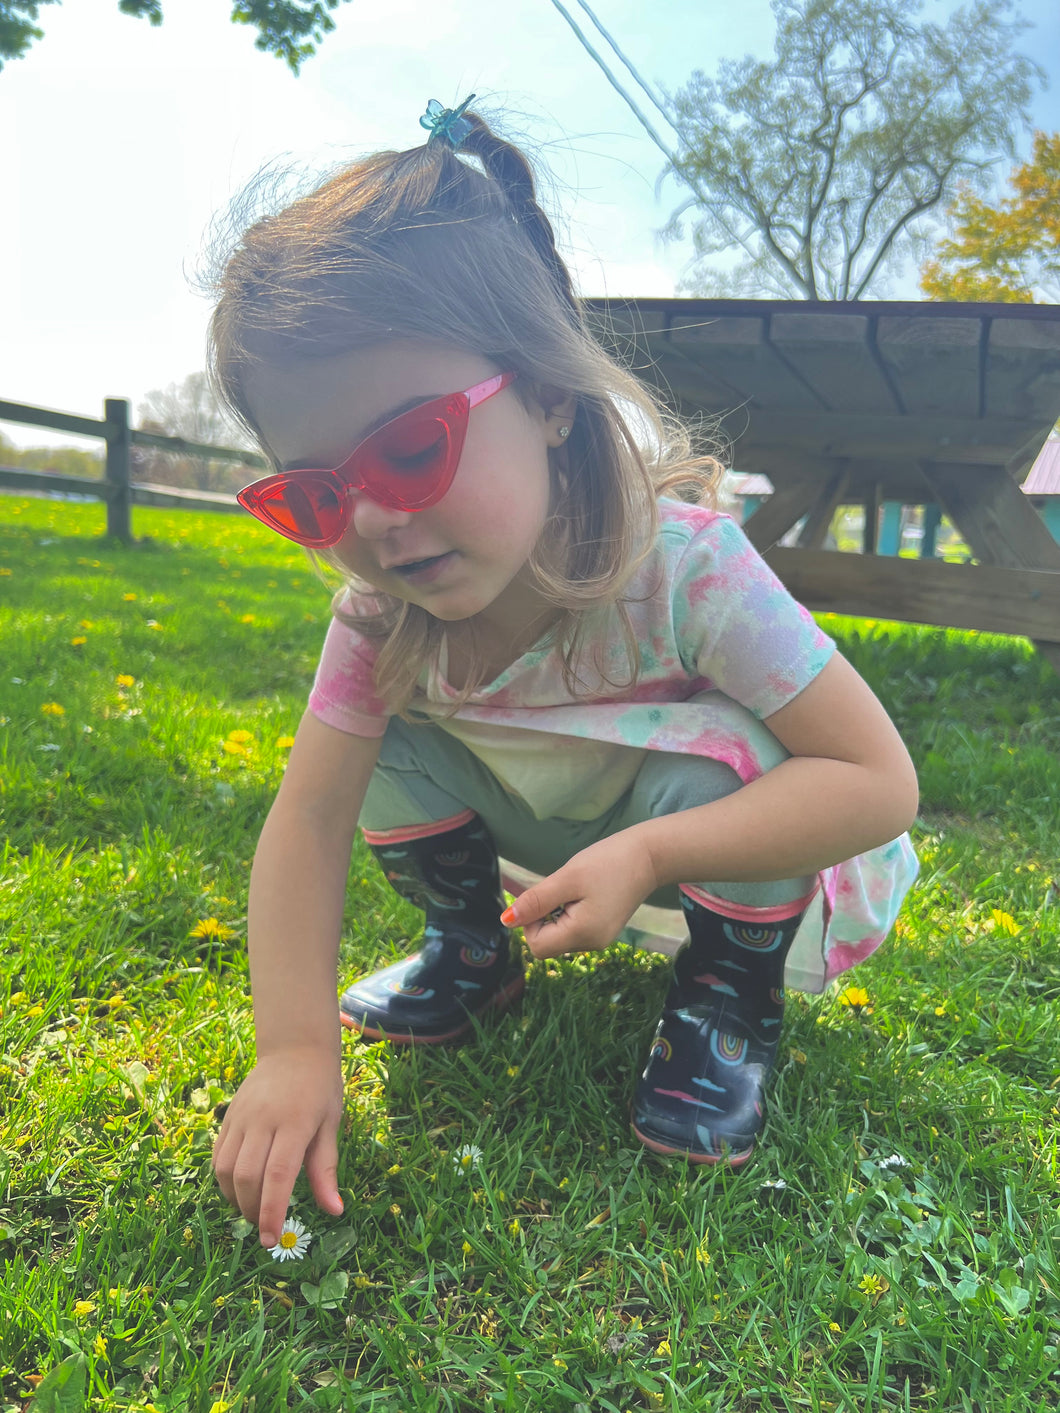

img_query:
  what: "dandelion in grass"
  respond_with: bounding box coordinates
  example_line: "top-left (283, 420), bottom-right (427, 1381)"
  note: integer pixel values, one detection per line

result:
top-left (122, 593), bottom-right (137, 602)
top-left (190, 918), bottom-right (234, 941)
top-left (116, 674), bottom-right (135, 688)
top-left (453, 1143), bottom-right (482, 1173)
top-left (73, 1300), bottom-right (96, 1318)
top-left (41, 702), bottom-right (65, 716)
top-left (269, 1218), bottom-right (312, 1261)
top-left (858, 1273), bottom-right (889, 1298)
top-left (70, 636), bottom-right (87, 647)
top-left (276, 735), bottom-right (295, 749)
top-left (990, 908), bottom-right (1020, 936)
top-left (838, 985), bottom-right (871, 1013)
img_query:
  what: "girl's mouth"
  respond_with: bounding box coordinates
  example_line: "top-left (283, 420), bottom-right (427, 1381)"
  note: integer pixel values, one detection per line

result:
top-left (390, 552), bottom-right (456, 583)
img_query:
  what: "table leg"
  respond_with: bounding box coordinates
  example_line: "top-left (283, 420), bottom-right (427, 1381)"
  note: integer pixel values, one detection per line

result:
top-left (919, 462), bottom-right (1060, 673)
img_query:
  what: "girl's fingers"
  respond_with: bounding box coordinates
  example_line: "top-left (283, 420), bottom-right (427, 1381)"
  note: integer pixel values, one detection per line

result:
top-left (304, 1125), bottom-right (344, 1216)
top-left (228, 1128), bottom-right (276, 1235)
top-left (256, 1133), bottom-right (312, 1248)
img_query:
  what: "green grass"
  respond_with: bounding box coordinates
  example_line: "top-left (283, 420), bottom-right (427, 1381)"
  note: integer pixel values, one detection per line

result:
top-left (1, 494), bottom-right (1058, 1413)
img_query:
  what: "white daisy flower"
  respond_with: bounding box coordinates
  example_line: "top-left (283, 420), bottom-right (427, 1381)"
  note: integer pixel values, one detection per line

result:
top-left (878, 1153), bottom-right (910, 1171)
top-left (453, 1143), bottom-right (483, 1173)
top-left (268, 1218), bottom-right (312, 1261)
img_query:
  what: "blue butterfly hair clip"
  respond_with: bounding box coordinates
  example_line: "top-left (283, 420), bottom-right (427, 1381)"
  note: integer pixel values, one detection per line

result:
top-left (419, 95), bottom-right (476, 149)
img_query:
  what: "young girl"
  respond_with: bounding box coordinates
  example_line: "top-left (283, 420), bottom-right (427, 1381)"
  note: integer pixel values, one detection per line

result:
top-left (209, 98), bottom-right (919, 1251)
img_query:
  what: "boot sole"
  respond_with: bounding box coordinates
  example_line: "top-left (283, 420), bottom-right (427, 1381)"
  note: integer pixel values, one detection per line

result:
top-left (340, 971), bottom-right (526, 1045)
top-left (630, 1118), bottom-right (755, 1167)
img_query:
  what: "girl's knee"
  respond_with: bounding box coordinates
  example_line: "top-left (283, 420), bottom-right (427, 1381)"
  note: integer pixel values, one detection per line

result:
top-left (631, 752), bottom-right (744, 817)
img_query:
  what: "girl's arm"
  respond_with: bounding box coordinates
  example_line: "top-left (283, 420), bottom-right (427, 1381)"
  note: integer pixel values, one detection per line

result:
top-left (508, 653), bottom-right (917, 957)
top-left (212, 710), bottom-right (382, 1247)
top-left (639, 650), bottom-right (918, 889)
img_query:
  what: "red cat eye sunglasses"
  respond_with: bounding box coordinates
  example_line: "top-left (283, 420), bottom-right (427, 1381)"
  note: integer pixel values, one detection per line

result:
top-left (237, 370), bottom-right (518, 548)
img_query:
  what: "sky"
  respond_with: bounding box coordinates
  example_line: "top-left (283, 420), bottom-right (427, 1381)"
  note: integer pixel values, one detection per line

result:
top-left (2, 0), bottom-right (1058, 452)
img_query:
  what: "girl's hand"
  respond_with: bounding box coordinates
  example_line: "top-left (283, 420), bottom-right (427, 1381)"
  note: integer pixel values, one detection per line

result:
top-left (500, 830), bottom-right (658, 961)
top-left (211, 1048), bottom-right (345, 1249)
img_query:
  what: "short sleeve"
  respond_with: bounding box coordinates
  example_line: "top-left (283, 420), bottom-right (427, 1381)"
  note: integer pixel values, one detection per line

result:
top-left (671, 514), bottom-right (835, 718)
top-left (307, 597), bottom-right (392, 737)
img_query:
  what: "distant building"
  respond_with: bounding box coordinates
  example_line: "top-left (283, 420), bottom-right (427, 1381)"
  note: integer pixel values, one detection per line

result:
top-left (1022, 438), bottom-right (1060, 543)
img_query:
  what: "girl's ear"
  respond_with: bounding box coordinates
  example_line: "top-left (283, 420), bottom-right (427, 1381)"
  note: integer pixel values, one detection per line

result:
top-left (538, 389), bottom-right (578, 448)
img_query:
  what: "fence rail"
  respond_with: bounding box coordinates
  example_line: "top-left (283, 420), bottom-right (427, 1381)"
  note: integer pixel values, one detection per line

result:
top-left (0, 396), bottom-right (267, 541)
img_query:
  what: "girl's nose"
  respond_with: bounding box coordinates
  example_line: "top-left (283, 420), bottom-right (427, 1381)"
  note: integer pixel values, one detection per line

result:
top-left (348, 489), bottom-right (416, 540)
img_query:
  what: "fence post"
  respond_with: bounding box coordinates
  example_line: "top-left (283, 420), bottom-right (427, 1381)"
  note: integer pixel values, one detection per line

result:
top-left (104, 397), bottom-right (132, 543)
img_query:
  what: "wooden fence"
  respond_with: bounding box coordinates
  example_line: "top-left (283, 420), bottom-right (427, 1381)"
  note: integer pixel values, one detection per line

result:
top-left (0, 396), bottom-right (267, 543)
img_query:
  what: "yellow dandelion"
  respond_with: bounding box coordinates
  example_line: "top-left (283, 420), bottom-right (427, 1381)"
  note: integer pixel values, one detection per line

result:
top-left (934, 1004), bottom-right (947, 1017)
top-left (146, 620), bottom-right (163, 631)
top-left (386, 1163), bottom-right (401, 1176)
top-left (214, 1295), bottom-right (226, 1307)
top-left (275, 735), bottom-right (295, 749)
top-left (122, 593), bottom-right (137, 601)
top-left (116, 674), bottom-right (135, 687)
top-left (828, 1321), bottom-right (842, 1333)
top-left (221, 740), bottom-right (247, 755)
top-left (462, 1240), bottom-right (474, 1256)
top-left (506, 1066), bottom-right (520, 1078)
top-left (41, 702), bottom-right (65, 716)
top-left (695, 1240), bottom-right (710, 1266)
top-left (208, 1402), bottom-right (231, 1413)
top-left (0, 567), bottom-right (11, 576)
top-left (858, 1273), bottom-right (889, 1298)
top-left (990, 909), bottom-right (1020, 936)
top-left (227, 729), bottom-right (254, 743)
top-left (656, 1339), bottom-right (672, 1356)
top-left (838, 985), bottom-right (871, 1011)
top-left (239, 614), bottom-right (255, 624)
top-left (353, 1274), bottom-right (371, 1289)
top-left (80, 619), bottom-right (94, 629)
top-left (508, 1217), bottom-right (521, 1237)
top-left (70, 636), bottom-right (87, 647)
top-left (93, 1333), bottom-right (108, 1357)
top-left (73, 1300), bottom-right (96, 1317)
top-left (389, 1203), bottom-right (401, 1216)
top-left (189, 918), bottom-right (234, 941)
top-left (552, 1357), bottom-right (568, 1369)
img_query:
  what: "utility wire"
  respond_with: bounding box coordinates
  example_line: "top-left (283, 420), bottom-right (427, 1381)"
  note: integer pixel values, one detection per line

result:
top-left (547, 0), bottom-right (678, 166)
top-left (572, 0), bottom-right (682, 138)
top-left (546, 0), bottom-right (762, 263)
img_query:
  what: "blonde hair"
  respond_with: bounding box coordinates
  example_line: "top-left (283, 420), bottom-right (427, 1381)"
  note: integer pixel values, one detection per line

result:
top-left (207, 108), bottom-right (723, 715)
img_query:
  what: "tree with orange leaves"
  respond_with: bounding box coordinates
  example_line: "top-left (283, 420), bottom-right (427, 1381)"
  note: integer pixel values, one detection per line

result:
top-left (920, 131), bottom-right (1060, 303)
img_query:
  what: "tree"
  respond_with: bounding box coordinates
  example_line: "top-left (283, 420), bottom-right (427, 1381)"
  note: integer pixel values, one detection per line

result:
top-left (136, 371), bottom-right (256, 494)
top-left (663, 0), bottom-right (1044, 300)
top-left (0, 0), bottom-right (351, 73)
top-left (919, 131), bottom-right (1060, 303)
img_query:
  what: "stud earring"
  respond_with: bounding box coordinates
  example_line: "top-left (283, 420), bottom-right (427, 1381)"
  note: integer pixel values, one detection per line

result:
top-left (558, 425), bottom-right (570, 439)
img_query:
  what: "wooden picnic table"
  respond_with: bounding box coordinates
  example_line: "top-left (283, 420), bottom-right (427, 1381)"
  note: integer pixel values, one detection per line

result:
top-left (586, 298), bottom-right (1060, 673)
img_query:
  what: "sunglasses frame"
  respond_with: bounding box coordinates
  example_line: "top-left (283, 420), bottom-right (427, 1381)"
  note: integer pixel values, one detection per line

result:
top-left (237, 370), bottom-right (518, 548)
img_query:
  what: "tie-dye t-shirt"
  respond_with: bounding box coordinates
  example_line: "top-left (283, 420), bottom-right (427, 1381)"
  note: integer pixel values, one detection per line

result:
top-left (309, 500), bottom-right (918, 989)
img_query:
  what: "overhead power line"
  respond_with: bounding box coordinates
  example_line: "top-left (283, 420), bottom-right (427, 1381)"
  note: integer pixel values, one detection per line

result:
top-left (546, 0), bottom-right (761, 263)
top-left (571, 0), bottom-right (681, 138)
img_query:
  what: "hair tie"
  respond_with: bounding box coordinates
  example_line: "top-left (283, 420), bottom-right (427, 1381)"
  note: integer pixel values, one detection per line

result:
top-left (419, 95), bottom-right (476, 149)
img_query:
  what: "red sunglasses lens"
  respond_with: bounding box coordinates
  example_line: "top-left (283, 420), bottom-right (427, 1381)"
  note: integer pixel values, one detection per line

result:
top-left (356, 401), bottom-right (461, 509)
top-left (244, 476), bottom-right (346, 545)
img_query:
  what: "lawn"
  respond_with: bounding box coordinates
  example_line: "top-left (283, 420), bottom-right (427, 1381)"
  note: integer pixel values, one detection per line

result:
top-left (1, 493), bottom-right (1058, 1412)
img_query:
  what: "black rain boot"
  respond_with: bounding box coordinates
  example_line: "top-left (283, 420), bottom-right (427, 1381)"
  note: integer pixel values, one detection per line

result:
top-left (631, 888), bottom-right (810, 1164)
top-left (340, 812), bottom-right (524, 1044)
